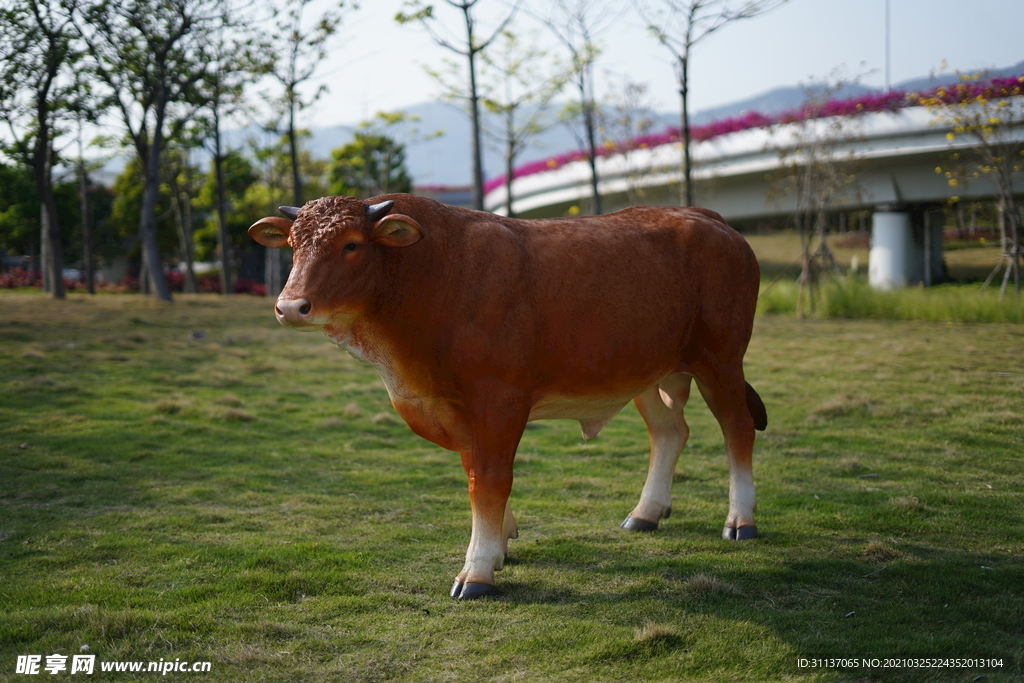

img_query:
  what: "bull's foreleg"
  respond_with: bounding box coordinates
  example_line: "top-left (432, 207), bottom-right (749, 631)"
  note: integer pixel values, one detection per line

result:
top-left (695, 367), bottom-right (758, 540)
top-left (451, 382), bottom-right (527, 600)
top-left (622, 374), bottom-right (691, 531)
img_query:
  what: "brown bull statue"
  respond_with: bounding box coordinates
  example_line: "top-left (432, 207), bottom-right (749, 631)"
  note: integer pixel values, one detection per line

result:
top-left (249, 193), bottom-right (767, 600)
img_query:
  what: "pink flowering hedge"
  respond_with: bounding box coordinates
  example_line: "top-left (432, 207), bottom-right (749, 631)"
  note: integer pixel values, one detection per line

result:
top-left (484, 75), bottom-right (1024, 195)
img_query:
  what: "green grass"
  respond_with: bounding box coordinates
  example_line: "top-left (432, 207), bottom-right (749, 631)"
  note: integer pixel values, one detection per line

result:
top-left (759, 277), bottom-right (1024, 322)
top-left (2, 293), bottom-right (1023, 682)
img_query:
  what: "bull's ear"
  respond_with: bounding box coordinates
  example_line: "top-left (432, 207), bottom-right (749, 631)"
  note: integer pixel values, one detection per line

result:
top-left (249, 217), bottom-right (293, 248)
top-left (371, 214), bottom-right (422, 248)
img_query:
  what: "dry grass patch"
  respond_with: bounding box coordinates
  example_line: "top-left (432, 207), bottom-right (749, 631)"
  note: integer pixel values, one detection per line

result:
top-left (862, 539), bottom-right (903, 561)
top-left (217, 394), bottom-right (244, 407)
top-left (370, 411), bottom-right (399, 426)
top-left (807, 394), bottom-right (878, 422)
top-left (154, 400), bottom-right (184, 415)
top-left (222, 408), bottom-right (255, 422)
top-left (634, 621), bottom-right (681, 643)
top-left (684, 573), bottom-right (739, 598)
top-left (891, 496), bottom-right (927, 512)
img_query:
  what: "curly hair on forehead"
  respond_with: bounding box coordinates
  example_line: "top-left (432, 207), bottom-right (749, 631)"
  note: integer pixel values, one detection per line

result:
top-left (289, 196), bottom-right (369, 252)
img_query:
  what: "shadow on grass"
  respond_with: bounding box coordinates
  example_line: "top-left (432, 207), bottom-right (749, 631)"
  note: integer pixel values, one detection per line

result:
top-left (493, 529), bottom-right (1023, 681)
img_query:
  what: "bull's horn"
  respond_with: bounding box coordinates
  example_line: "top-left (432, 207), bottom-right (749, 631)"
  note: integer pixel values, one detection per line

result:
top-left (366, 200), bottom-right (395, 222)
top-left (279, 206), bottom-right (300, 220)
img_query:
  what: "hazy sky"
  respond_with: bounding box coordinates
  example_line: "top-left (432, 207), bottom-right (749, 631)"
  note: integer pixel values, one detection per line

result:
top-left (285, 0), bottom-right (1024, 129)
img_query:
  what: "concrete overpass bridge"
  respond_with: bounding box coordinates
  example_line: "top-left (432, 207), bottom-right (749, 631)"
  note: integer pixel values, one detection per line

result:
top-left (483, 103), bottom-right (1024, 289)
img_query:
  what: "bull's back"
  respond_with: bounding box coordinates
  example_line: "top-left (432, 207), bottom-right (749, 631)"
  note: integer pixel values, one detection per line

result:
top-left (520, 206), bottom-right (758, 391)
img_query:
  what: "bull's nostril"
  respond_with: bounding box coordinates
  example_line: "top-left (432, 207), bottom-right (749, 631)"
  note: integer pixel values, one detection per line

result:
top-left (299, 302), bottom-right (311, 316)
top-left (274, 305), bottom-right (283, 317)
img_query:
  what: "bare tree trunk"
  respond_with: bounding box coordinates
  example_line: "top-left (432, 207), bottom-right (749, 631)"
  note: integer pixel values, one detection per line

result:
top-left (169, 181), bottom-right (198, 294)
top-left (288, 89), bottom-right (303, 208)
top-left (37, 138), bottom-right (65, 299)
top-left (505, 116), bottom-right (516, 218)
top-left (467, 28), bottom-right (485, 211)
top-left (79, 161), bottom-right (94, 294)
top-left (140, 123), bottom-right (173, 302)
top-left (678, 54), bottom-right (693, 207)
top-left (214, 114), bottom-right (233, 295)
top-left (40, 204), bottom-right (51, 294)
top-left (583, 94), bottom-right (602, 215)
top-left (264, 247), bottom-right (282, 299)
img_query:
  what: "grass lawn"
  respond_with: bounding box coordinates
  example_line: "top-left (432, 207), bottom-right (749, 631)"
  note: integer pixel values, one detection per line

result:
top-left (1, 292), bottom-right (1022, 682)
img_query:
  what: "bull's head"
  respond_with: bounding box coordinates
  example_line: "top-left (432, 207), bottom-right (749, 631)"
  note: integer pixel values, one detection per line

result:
top-left (248, 196), bottom-right (422, 330)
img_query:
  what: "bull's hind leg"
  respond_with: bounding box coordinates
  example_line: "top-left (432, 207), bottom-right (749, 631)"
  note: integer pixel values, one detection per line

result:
top-left (694, 366), bottom-right (758, 540)
top-left (621, 374), bottom-right (692, 531)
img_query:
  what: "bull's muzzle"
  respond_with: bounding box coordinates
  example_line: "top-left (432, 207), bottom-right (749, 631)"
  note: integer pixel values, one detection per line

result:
top-left (275, 298), bottom-right (313, 326)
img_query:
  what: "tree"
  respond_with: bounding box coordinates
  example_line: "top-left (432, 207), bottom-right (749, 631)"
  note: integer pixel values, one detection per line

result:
top-left (479, 28), bottom-right (568, 217)
top-left (0, 162), bottom-right (43, 263)
top-left (0, 0), bottom-right (85, 299)
top-left (191, 2), bottom-right (261, 295)
top-left (109, 155), bottom-right (179, 272)
top-left (193, 149), bottom-right (258, 273)
top-left (926, 73), bottom-right (1024, 298)
top-left (635, 0), bottom-right (786, 207)
top-left (397, 0), bottom-right (521, 211)
top-left (81, 0), bottom-right (222, 301)
top-left (599, 75), bottom-right (657, 206)
top-left (329, 113), bottom-right (416, 199)
top-left (162, 144), bottom-right (202, 293)
top-left (768, 80), bottom-right (862, 318)
top-left (244, 129), bottom-right (329, 297)
top-left (533, 0), bottom-right (619, 215)
top-left (246, 134), bottom-right (292, 299)
top-left (264, 0), bottom-right (351, 210)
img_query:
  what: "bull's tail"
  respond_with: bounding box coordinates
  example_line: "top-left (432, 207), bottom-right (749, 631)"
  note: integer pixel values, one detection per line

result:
top-left (745, 382), bottom-right (768, 431)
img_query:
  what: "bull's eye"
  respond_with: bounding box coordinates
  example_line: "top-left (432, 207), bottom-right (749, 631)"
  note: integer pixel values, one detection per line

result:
top-left (343, 242), bottom-right (358, 252)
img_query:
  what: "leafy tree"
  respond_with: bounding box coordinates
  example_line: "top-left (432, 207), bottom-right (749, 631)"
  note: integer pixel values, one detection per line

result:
top-left (533, 0), bottom-right (619, 215)
top-left (162, 145), bottom-right (202, 293)
top-left (479, 28), bottom-right (568, 217)
top-left (635, 0), bottom-right (786, 207)
top-left (328, 113), bottom-right (418, 199)
top-left (81, 0), bottom-right (223, 301)
top-left (0, 163), bottom-right (41, 260)
top-left (768, 79), bottom-right (862, 318)
top-left (0, 0), bottom-right (86, 298)
top-left (397, 0), bottom-right (521, 210)
top-left (191, 2), bottom-right (264, 294)
top-left (264, 0), bottom-right (353, 209)
top-left (926, 73), bottom-right (1024, 297)
top-left (598, 75), bottom-right (657, 206)
top-left (109, 156), bottom-right (179, 278)
top-left (193, 149), bottom-right (258, 267)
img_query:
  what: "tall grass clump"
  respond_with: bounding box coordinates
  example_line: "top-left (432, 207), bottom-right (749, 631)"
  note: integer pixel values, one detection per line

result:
top-left (758, 277), bottom-right (1024, 322)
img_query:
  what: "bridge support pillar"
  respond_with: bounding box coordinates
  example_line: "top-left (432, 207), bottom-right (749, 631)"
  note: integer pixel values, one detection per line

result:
top-left (869, 211), bottom-right (912, 290)
top-left (869, 209), bottom-right (945, 290)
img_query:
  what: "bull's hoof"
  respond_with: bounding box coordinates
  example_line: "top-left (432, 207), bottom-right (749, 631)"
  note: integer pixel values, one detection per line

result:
top-left (620, 515), bottom-right (659, 532)
top-left (450, 580), bottom-right (496, 600)
top-left (722, 525), bottom-right (758, 540)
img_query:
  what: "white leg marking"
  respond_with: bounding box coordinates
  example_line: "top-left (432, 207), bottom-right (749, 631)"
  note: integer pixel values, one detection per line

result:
top-left (630, 376), bottom-right (691, 523)
top-left (726, 449), bottom-right (757, 529)
top-left (459, 512), bottom-right (506, 585)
